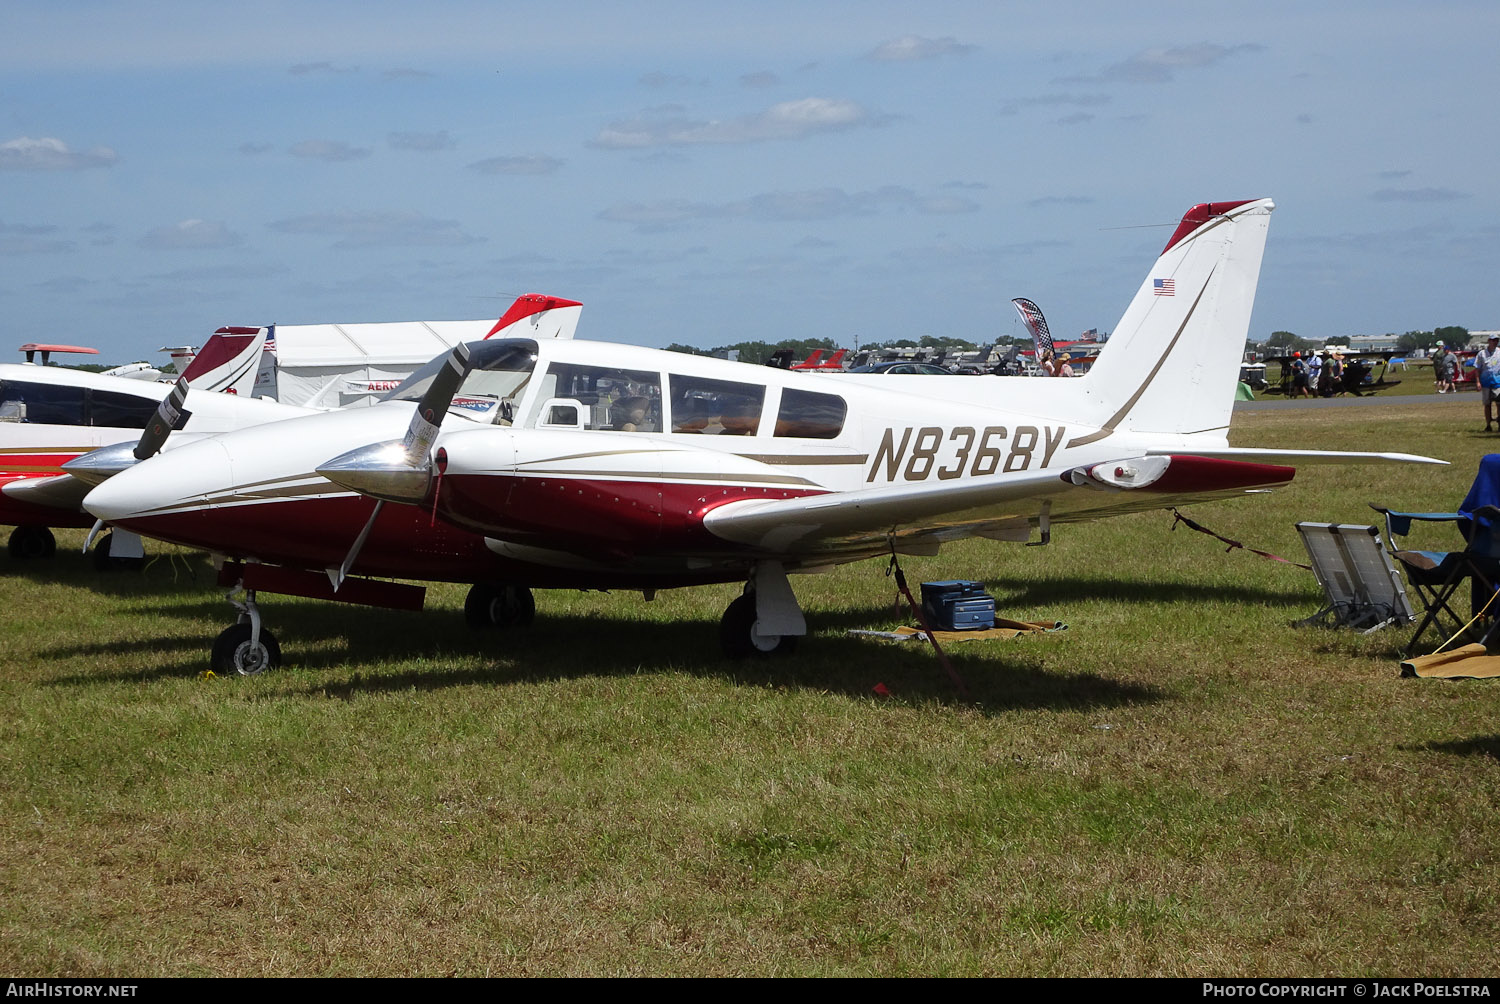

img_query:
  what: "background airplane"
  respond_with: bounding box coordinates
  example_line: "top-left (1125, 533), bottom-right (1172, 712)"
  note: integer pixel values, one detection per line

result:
top-left (82, 199), bottom-right (1441, 672)
top-left (2, 293), bottom-right (580, 565)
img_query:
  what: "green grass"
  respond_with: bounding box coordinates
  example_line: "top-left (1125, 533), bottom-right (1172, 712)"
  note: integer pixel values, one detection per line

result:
top-left (2, 395), bottom-right (1497, 976)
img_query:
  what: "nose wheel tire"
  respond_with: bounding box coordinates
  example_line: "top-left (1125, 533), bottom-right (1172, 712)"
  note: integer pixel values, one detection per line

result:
top-left (719, 592), bottom-right (798, 659)
top-left (210, 623), bottom-right (281, 676)
top-left (91, 533), bottom-right (145, 572)
top-left (7, 525), bottom-right (56, 560)
top-left (464, 583), bottom-right (536, 629)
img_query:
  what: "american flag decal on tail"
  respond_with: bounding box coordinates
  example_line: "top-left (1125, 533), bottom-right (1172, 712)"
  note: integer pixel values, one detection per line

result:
top-left (1153, 278), bottom-right (1175, 296)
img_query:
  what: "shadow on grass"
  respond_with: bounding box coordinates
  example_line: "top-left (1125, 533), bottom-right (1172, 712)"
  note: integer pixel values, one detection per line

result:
top-left (43, 595), bottom-right (1166, 714)
top-left (980, 577), bottom-right (1311, 610)
top-left (1412, 735), bottom-right (1500, 761)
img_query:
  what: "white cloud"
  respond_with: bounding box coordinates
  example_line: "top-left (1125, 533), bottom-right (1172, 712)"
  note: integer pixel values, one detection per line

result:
top-left (866, 35), bottom-right (976, 62)
top-left (467, 154), bottom-right (564, 175)
top-left (267, 210), bottom-right (483, 249)
top-left (1084, 43), bottom-right (1265, 84)
top-left (138, 219), bottom-right (244, 250)
top-left (1000, 93), bottom-right (1110, 116)
top-left (290, 139), bottom-right (371, 162)
top-left (599, 186), bottom-right (975, 232)
top-left (1372, 187), bottom-right (1469, 202)
top-left (592, 97), bottom-right (878, 148)
top-left (389, 131), bottom-right (456, 152)
top-left (289, 62), bottom-right (357, 75)
top-left (0, 136), bottom-right (117, 171)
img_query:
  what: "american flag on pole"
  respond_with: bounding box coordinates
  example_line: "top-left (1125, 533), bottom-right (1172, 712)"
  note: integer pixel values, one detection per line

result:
top-left (1153, 278), bottom-right (1175, 296)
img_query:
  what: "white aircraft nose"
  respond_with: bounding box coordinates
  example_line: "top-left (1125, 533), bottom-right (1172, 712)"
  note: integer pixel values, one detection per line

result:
top-left (82, 438), bottom-right (234, 523)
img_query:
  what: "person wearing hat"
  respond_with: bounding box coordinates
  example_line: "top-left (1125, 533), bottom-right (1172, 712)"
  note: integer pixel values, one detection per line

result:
top-left (1477, 335), bottom-right (1500, 431)
top-left (1434, 340), bottom-right (1453, 394)
top-left (1057, 352), bottom-right (1075, 378)
top-left (1290, 350), bottom-right (1310, 397)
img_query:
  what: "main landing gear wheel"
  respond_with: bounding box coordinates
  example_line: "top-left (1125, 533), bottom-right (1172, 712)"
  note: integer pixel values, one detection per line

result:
top-left (90, 533), bottom-right (145, 573)
top-left (7, 525), bottom-right (56, 560)
top-left (464, 583), bottom-right (536, 629)
top-left (719, 592), bottom-right (798, 660)
top-left (210, 623), bottom-right (281, 676)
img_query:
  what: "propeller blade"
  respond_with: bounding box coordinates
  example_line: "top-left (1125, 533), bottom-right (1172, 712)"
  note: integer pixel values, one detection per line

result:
top-left (134, 377), bottom-right (191, 460)
top-left (402, 342), bottom-right (472, 465)
top-left (327, 499), bottom-right (385, 592)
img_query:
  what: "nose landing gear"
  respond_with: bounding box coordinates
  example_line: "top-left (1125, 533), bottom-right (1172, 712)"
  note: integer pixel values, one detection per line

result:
top-left (211, 586), bottom-right (281, 675)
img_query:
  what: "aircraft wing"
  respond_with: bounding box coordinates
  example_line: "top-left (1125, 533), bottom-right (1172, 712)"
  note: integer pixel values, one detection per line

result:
top-left (701, 454), bottom-right (1298, 556)
top-left (1145, 447), bottom-right (1446, 466)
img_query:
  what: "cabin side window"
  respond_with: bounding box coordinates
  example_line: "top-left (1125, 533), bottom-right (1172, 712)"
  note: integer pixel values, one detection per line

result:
top-left (0, 380), bottom-right (87, 426)
top-left (525, 363), bottom-right (662, 432)
top-left (774, 388), bottom-right (846, 439)
top-left (89, 389), bottom-right (160, 430)
top-left (668, 376), bottom-right (765, 435)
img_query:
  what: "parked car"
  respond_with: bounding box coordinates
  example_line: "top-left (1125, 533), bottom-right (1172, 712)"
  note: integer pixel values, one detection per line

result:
top-left (844, 361), bottom-right (955, 375)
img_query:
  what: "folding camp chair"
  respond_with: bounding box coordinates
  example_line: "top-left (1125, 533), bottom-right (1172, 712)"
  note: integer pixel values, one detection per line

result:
top-left (1370, 454), bottom-right (1500, 655)
top-left (1293, 523), bottom-right (1414, 633)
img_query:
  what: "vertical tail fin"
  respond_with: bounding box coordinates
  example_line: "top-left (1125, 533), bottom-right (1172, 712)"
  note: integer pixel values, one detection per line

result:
top-left (181, 326), bottom-right (266, 396)
top-left (485, 293), bottom-right (583, 341)
top-left (1074, 199), bottom-right (1273, 445)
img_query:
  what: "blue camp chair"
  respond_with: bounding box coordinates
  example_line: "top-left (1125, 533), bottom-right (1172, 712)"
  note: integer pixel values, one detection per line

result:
top-left (1371, 454), bottom-right (1500, 655)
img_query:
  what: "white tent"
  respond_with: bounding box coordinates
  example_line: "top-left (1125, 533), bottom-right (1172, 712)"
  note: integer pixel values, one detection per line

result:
top-left (254, 320), bottom-right (497, 408)
top-left (246, 295), bottom-right (582, 408)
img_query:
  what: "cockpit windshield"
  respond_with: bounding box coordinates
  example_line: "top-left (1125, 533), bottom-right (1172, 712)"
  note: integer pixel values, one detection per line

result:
top-left (380, 339), bottom-right (539, 426)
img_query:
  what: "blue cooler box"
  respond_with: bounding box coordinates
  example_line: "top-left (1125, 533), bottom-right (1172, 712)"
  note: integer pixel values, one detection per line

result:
top-left (920, 580), bottom-right (996, 631)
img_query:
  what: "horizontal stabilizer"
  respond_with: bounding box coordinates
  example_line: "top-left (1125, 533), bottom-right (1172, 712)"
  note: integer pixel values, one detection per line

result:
top-left (1145, 447), bottom-right (1447, 466)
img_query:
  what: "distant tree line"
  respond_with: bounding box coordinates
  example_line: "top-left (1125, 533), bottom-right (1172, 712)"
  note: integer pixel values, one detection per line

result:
top-left (1259, 326), bottom-right (1470, 355)
top-left (666, 335), bottom-right (989, 365)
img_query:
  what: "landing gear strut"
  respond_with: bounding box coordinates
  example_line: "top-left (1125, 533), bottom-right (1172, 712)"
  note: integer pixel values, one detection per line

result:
top-left (7, 525), bottom-right (56, 560)
top-left (718, 562), bottom-right (805, 659)
top-left (464, 582), bottom-right (535, 629)
top-left (719, 591), bottom-right (798, 659)
top-left (90, 532), bottom-right (145, 573)
top-left (211, 587), bottom-right (281, 675)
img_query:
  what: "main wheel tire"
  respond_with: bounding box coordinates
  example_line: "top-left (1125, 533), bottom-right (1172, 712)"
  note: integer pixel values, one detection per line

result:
top-left (90, 533), bottom-right (145, 572)
top-left (210, 623), bottom-right (281, 676)
top-left (8, 525), bottom-right (56, 560)
top-left (719, 592), bottom-right (798, 659)
top-left (464, 583), bottom-right (536, 629)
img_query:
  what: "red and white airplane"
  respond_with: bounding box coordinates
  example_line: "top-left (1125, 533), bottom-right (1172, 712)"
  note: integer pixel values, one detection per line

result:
top-left (3, 294), bottom-right (581, 565)
top-left (790, 348), bottom-right (848, 371)
top-left (0, 336), bottom-right (300, 562)
top-left (82, 199), bottom-right (1442, 671)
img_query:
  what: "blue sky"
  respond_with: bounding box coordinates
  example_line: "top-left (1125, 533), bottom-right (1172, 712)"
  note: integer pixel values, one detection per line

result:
top-left (2, 1), bottom-right (1496, 364)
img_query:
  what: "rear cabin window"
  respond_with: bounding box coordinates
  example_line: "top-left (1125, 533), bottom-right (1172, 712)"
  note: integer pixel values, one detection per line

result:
top-left (669, 376), bottom-right (765, 436)
top-left (527, 363), bottom-right (662, 432)
top-left (90, 389), bottom-right (161, 429)
top-left (0, 380), bottom-right (166, 430)
top-left (774, 388), bottom-right (846, 439)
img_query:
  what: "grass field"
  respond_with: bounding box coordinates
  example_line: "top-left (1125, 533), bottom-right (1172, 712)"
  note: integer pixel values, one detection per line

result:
top-left (2, 394), bottom-right (1497, 976)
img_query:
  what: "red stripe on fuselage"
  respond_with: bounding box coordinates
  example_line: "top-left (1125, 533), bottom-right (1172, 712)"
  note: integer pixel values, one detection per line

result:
top-left (435, 473), bottom-right (829, 552)
top-left (106, 494), bottom-right (506, 581)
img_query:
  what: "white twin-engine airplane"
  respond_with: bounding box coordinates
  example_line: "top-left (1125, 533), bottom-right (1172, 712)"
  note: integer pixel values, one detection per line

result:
top-left (82, 199), bottom-right (1442, 672)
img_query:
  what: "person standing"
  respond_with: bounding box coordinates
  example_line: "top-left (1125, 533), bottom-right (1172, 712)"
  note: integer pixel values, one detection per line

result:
top-left (1290, 351), bottom-right (1310, 397)
top-left (1434, 341), bottom-right (1452, 393)
top-left (1477, 334), bottom-right (1500, 431)
top-left (1308, 350), bottom-right (1323, 397)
